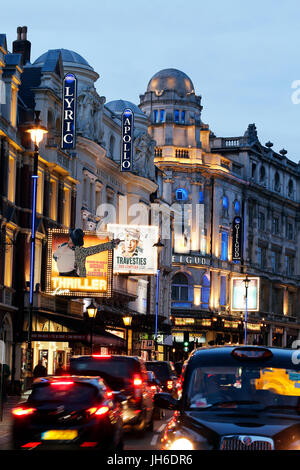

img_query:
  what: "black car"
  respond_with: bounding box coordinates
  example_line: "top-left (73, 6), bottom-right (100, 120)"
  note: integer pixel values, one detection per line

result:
top-left (12, 376), bottom-right (123, 450)
top-left (146, 361), bottom-right (179, 398)
top-left (69, 355), bottom-right (154, 433)
top-left (155, 346), bottom-right (300, 450)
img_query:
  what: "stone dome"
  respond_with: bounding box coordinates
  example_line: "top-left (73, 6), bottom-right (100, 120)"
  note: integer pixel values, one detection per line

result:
top-left (106, 99), bottom-right (145, 116)
top-left (33, 48), bottom-right (94, 71)
top-left (147, 68), bottom-right (195, 95)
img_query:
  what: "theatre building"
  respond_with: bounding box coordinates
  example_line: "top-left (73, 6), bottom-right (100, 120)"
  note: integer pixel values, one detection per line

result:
top-left (139, 68), bottom-right (300, 358)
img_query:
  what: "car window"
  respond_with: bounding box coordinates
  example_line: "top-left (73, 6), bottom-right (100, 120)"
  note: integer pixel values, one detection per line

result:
top-left (146, 362), bottom-right (170, 381)
top-left (69, 358), bottom-right (136, 390)
top-left (29, 383), bottom-right (97, 404)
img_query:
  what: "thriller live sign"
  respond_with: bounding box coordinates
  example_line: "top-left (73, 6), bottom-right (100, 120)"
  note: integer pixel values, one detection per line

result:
top-left (61, 73), bottom-right (77, 149)
top-left (120, 108), bottom-right (134, 171)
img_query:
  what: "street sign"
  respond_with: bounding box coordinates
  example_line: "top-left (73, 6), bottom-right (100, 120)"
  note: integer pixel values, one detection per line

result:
top-left (141, 339), bottom-right (154, 350)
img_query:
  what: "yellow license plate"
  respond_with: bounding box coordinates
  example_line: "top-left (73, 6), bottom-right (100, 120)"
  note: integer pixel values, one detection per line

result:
top-left (42, 430), bottom-right (78, 440)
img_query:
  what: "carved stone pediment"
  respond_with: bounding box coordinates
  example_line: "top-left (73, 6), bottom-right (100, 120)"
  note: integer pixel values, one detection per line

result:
top-left (133, 132), bottom-right (156, 181)
top-left (77, 87), bottom-right (106, 143)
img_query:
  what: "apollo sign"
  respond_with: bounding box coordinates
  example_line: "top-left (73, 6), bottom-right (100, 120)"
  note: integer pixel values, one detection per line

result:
top-left (232, 216), bottom-right (243, 262)
top-left (61, 73), bottom-right (77, 150)
top-left (121, 108), bottom-right (134, 171)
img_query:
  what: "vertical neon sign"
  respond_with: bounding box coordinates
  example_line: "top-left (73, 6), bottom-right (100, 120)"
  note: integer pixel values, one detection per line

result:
top-left (61, 73), bottom-right (77, 149)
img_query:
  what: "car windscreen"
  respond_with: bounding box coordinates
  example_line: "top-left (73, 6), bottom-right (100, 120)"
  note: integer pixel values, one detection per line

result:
top-left (146, 362), bottom-right (171, 381)
top-left (29, 383), bottom-right (97, 405)
top-left (186, 365), bottom-right (300, 413)
top-left (69, 359), bottom-right (135, 390)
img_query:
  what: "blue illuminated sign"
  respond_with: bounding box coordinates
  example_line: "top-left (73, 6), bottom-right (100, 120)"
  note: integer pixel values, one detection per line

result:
top-left (61, 73), bottom-right (77, 149)
top-left (232, 216), bottom-right (243, 262)
top-left (121, 108), bottom-right (134, 172)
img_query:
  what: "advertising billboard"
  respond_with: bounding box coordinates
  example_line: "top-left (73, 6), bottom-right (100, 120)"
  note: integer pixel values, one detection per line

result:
top-left (107, 224), bottom-right (159, 274)
top-left (231, 277), bottom-right (260, 311)
top-left (46, 229), bottom-right (113, 297)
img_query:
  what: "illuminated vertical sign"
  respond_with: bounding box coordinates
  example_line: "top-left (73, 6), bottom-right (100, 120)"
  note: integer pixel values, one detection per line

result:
top-left (232, 216), bottom-right (242, 262)
top-left (121, 108), bottom-right (134, 171)
top-left (61, 73), bottom-right (77, 150)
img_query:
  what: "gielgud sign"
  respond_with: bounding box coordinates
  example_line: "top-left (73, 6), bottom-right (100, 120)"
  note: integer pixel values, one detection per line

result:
top-left (46, 229), bottom-right (114, 297)
top-left (107, 224), bottom-right (159, 274)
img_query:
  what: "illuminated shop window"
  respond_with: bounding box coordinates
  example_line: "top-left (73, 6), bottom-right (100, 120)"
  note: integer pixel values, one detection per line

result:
top-left (220, 231), bottom-right (228, 261)
top-left (176, 188), bottom-right (188, 201)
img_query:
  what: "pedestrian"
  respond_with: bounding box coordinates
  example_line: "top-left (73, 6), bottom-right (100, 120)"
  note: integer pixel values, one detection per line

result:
top-left (33, 360), bottom-right (47, 378)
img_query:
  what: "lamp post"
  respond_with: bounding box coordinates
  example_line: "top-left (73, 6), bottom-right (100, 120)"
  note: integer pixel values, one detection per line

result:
top-left (87, 300), bottom-right (98, 354)
top-left (243, 275), bottom-right (250, 345)
top-left (153, 238), bottom-right (165, 360)
top-left (122, 315), bottom-right (133, 355)
top-left (25, 111), bottom-right (47, 389)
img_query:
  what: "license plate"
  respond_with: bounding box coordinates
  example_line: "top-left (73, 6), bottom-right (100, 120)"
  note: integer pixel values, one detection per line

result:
top-left (41, 430), bottom-right (78, 441)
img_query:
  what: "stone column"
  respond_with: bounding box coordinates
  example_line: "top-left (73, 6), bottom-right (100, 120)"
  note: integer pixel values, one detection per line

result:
top-left (282, 328), bottom-right (287, 348)
top-left (268, 326), bottom-right (273, 347)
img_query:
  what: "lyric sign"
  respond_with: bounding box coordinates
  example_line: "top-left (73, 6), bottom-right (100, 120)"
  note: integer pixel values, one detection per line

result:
top-left (120, 108), bottom-right (134, 171)
top-left (61, 73), bottom-right (77, 149)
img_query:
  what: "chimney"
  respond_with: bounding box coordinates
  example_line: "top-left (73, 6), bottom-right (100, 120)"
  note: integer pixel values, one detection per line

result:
top-left (12, 26), bottom-right (31, 66)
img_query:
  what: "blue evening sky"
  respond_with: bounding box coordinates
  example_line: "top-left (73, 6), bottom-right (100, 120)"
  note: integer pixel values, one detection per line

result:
top-left (3, 0), bottom-right (300, 161)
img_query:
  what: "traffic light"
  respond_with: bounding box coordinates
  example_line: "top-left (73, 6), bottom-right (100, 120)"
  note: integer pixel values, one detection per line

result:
top-left (183, 332), bottom-right (189, 352)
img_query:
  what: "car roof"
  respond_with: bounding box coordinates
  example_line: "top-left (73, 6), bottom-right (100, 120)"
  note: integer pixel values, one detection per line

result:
top-left (187, 345), bottom-right (300, 369)
top-left (33, 375), bottom-right (106, 389)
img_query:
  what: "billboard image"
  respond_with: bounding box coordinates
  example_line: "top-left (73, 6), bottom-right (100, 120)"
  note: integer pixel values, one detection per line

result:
top-left (231, 277), bottom-right (260, 311)
top-left (46, 229), bottom-right (113, 297)
top-left (107, 224), bottom-right (159, 274)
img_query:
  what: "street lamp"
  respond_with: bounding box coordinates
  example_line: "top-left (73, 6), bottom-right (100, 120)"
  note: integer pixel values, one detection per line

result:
top-left (87, 300), bottom-right (98, 354)
top-left (24, 111), bottom-right (47, 389)
top-left (153, 238), bottom-right (165, 359)
top-left (243, 275), bottom-right (250, 345)
top-left (122, 315), bottom-right (133, 355)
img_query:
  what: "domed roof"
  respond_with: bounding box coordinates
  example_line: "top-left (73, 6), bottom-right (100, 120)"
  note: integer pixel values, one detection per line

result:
top-left (105, 99), bottom-right (145, 116)
top-left (33, 48), bottom-right (93, 70)
top-left (147, 68), bottom-right (195, 95)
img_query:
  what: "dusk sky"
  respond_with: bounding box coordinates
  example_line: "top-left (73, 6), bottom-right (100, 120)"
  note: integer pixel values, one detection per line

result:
top-left (3, 0), bottom-right (300, 161)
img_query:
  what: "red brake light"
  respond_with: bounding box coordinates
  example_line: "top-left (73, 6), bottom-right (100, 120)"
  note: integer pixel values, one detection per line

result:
top-left (12, 407), bottom-right (36, 417)
top-left (133, 375), bottom-right (143, 387)
top-left (167, 380), bottom-right (173, 390)
top-left (231, 347), bottom-right (273, 360)
top-left (151, 385), bottom-right (157, 391)
top-left (50, 380), bottom-right (74, 386)
top-left (87, 406), bottom-right (109, 416)
top-left (92, 355), bottom-right (111, 358)
top-left (21, 442), bottom-right (41, 448)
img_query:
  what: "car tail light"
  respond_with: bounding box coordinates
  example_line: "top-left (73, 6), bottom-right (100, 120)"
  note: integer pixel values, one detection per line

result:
top-left (87, 406), bottom-right (109, 417)
top-left (12, 407), bottom-right (36, 417)
top-left (21, 442), bottom-right (41, 448)
top-left (167, 380), bottom-right (173, 390)
top-left (80, 442), bottom-right (98, 447)
top-left (151, 385), bottom-right (157, 391)
top-left (133, 375), bottom-right (143, 387)
top-left (92, 354), bottom-right (111, 358)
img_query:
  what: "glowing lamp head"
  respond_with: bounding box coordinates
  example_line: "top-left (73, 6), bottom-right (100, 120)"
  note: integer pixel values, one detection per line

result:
top-left (26, 111), bottom-right (47, 145)
top-left (123, 315), bottom-right (132, 327)
top-left (87, 300), bottom-right (98, 318)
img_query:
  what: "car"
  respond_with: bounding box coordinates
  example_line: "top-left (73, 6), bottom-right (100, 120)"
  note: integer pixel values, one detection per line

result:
top-left (11, 376), bottom-right (123, 450)
top-left (145, 361), bottom-right (179, 398)
top-left (155, 346), bottom-right (300, 450)
top-left (68, 354), bottom-right (154, 433)
top-left (147, 371), bottom-right (165, 420)
top-left (174, 362), bottom-right (184, 377)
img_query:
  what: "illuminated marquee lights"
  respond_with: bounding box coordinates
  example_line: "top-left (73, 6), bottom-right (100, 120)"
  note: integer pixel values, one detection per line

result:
top-left (51, 277), bottom-right (107, 291)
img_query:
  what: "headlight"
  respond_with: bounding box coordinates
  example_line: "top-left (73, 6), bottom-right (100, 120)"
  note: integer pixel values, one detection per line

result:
top-left (169, 438), bottom-right (194, 450)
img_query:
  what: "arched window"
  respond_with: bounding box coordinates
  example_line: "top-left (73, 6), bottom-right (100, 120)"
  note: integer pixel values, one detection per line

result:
top-left (201, 274), bottom-right (210, 309)
top-left (288, 179), bottom-right (294, 198)
top-left (199, 190), bottom-right (204, 204)
top-left (176, 188), bottom-right (188, 201)
top-left (171, 273), bottom-right (189, 301)
top-left (260, 165), bottom-right (265, 182)
top-left (274, 171), bottom-right (280, 192)
top-left (234, 200), bottom-right (240, 214)
top-left (222, 195), bottom-right (228, 210)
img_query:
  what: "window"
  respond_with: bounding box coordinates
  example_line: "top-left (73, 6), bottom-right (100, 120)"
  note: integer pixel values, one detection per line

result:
top-left (63, 187), bottom-right (71, 227)
top-left (271, 251), bottom-right (280, 272)
top-left (257, 246), bottom-right (267, 269)
top-left (260, 166), bottom-right (265, 182)
top-left (201, 275), bottom-right (210, 309)
top-left (287, 223), bottom-right (294, 240)
top-left (285, 255), bottom-right (295, 276)
top-left (220, 276), bottom-right (226, 306)
top-left (199, 190), bottom-right (204, 204)
top-left (10, 84), bottom-right (17, 127)
top-left (234, 200), bottom-right (240, 215)
top-left (181, 110), bottom-right (185, 123)
top-left (272, 217), bottom-right (279, 235)
top-left (7, 154), bottom-right (16, 203)
top-left (4, 234), bottom-right (13, 287)
top-left (222, 196), bottom-right (228, 216)
top-left (36, 169), bottom-right (44, 214)
top-left (174, 110), bottom-right (179, 123)
top-left (258, 212), bottom-right (265, 231)
top-left (49, 179), bottom-right (57, 221)
top-left (160, 110), bottom-right (165, 122)
top-left (248, 205), bottom-right (253, 225)
top-left (171, 273), bottom-right (189, 301)
top-left (153, 110), bottom-right (158, 123)
top-left (176, 188), bottom-right (188, 201)
top-left (274, 172), bottom-right (280, 192)
top-left (220, 231), bottom-right (228, 261)
top-left (109, 135), bottom-right (115, 157)
top-left (251, 162), bottom-right (257, 179)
